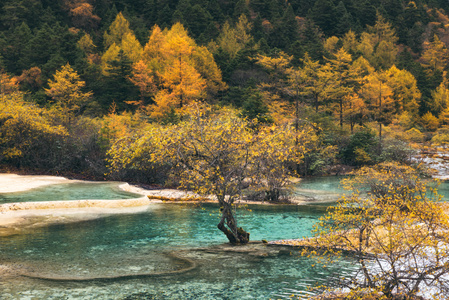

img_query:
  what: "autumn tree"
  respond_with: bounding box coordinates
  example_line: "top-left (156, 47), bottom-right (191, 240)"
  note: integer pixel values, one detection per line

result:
top-left (107, 104), bottom-right (313, 243)
top-left (384, 65), bottom-right (421, 118)
top-left (326, 48), bottom-right (359, 129)
top-left (45, 63), bottom-right (92, 117)
top-left (108, 105), bottom-right (254, 244)
top-left (359, 70), bottom-right (394, 150)
top-left (0, 90), bottom-right (67, 169)
top-left (104, 12), bottom-right (133, 49)
top-left (159, 24), bottom-right (206, 109)
top-left (297, 53), bottom-right (335, 113)
top-left (254, 50), bottom-right (292, 122)
top-left (63, 0), bottom-right (101, 30)
top-left (15, 66), bottom-right (43, 93)
top-left (77, 33), bottom-right (96, 54)
top-left (432, 76), bottom-right (449, 122)
top-left (308, 163), bottom-right (449, 299)
top-left (101, 12), bottom-right (143, 75)
top-left (342, 93), bottom-right (368, 133)
top-left (141, 23), bottom-right (225, 120)
top-left (421, 34), bottom-right (449, 75)
top-left (358, 12), bottom-right (399, 69)
top-left (128, 60), bottom-right (156, 107)
top-left (0, 70), bottom-right (19, 95)
top-left (216, 14), bottom-right (253, 59)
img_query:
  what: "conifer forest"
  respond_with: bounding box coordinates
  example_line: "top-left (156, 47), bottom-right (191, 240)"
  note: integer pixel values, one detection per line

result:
top-left (1, 0), bottom-right (449, 178)
top-left (6, 1), bottom-right (449, 299)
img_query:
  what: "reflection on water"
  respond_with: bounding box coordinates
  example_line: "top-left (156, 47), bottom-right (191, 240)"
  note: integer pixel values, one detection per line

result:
top-left (293, 176), bottom-right (347, 203)
top-left (0, 182), bottom-right (141, 203)
top-left (295, 175), bottom-right (449, 202)
top-left (0, 203), bottom-right (355, 299)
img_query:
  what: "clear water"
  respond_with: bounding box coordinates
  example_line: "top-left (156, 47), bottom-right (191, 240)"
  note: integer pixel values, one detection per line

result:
top-left (293, 176), bottom-right (348, 203)
top-left (296, 176), bottom-right (346, 193)
top-left (0, 182), bottom-right (141, 203)
top-left (2, 175), bottom-right (448, 299)
top-left (295, 175), bottom-right (449, 202)
top-left (0, 200), bottom-right (357, 299)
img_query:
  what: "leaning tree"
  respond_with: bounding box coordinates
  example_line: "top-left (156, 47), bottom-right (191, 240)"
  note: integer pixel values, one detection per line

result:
top-left (107, 103), bottom-right (309, 244)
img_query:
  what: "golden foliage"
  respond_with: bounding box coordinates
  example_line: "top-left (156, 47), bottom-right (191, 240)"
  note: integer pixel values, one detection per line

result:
top-left (307, 163), bottom-right (449, 298)
top-left (384, 65), bottom-right (421, 117)
top-left (323, 36), bottom-right (340, 54)
top-left (431, 73), bottom-right (449, 115)
top-left (140, 23), bottom-right (225, 118)
top-left (107, 103), bottom-right (320, 242)
top-left (0, 72), bottom-right (19, 94)
top-left (101, 13), bottom-right (143, 74)
top-left (77, 33), bottom-right (96, 54)
top-left (216, 15), bottom-right (253, 58)
top-left (421, 111), bottom-right (440, 131)
top-left (103, 12), bottom-right (133, 49)
top-left (128, 60), bottom-right (156, 105)
top-left (0, 92), bottom-right (67, 160)
top-left (421, 35), bottom-right (449, 74)
top-left (45, 63), bottom-right (92, 115)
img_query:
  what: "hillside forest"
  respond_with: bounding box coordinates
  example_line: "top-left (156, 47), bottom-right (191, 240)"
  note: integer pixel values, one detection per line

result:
top-left (1, 0), bottom-right (449, 187)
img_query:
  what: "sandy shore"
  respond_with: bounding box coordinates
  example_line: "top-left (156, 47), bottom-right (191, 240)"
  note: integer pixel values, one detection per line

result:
top-left (0, 174), bottom-right (223, 234)
top-left (0, 173), bottom-right (72, 193)
top-left (0, 174), bottom-right (155, 234)
top-left (0, 173), bottom-right (337, 236)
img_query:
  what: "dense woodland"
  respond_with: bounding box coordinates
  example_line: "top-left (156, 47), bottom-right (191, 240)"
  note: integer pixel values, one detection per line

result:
top-left (2, 0), bottom-right (449, 182)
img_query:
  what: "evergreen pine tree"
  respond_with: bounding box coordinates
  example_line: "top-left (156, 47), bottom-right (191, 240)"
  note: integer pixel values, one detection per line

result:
top-left (99, 49), bottom-right (139, 111)
top-left (335, 1), bottom-right (355, 36)
top-left (3, 22), bottom-right (32, 74)
top-left (157, 4), bottom-right (173, 28)
top-left (308, 0), bottom-right (337, 36)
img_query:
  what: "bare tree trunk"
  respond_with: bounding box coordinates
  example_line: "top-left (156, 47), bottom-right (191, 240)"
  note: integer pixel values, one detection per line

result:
top-left (217, 200), bottom-right (249, 244)
top-left (340, 97), bottom-right (343, 129)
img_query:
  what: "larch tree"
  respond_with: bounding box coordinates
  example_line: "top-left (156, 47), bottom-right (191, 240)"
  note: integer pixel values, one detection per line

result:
top-left (101, 12), bottom-right (143, 75)
top-left (341, 30), bottom-right (358, 53)
top-left (45, 63), bottom-right (93, 117)
top-left (128, 60), bottom-right (156, 107)
top-left (142, 25), bottom-right (167, 76)
top-left (342, 93), bottom-right (368, 133)
top-left (358, 12), bottom-right (399, 70)
top-left (77, 33), bottom-right (96, 54)
top-left (103, 12), bottom-right (133, 49)
top-left (432, 75), bottom-right (449, 121)
top-left (421, 34), bottom-right (449, 75)
top-left (359, 70), bottom-right (394, 151)
top-left (192, 45), bottom-right (227, 96)
top-left (384, 65), bottom-right (421, 118)
top-left (140, 23), bottom-right (225, 120)
top-left (255, 51), bottom-right (293, 123)
top-left (216, 14), bottom-right (253, 59)
top-left (326, 48), bottom-right (358, 129)
top-left (299, 53), bottom-right (335, 113)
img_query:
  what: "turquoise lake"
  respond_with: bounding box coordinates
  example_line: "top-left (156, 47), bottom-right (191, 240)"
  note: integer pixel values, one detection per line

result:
top-left (6, 176), bottom-right (441, 299)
